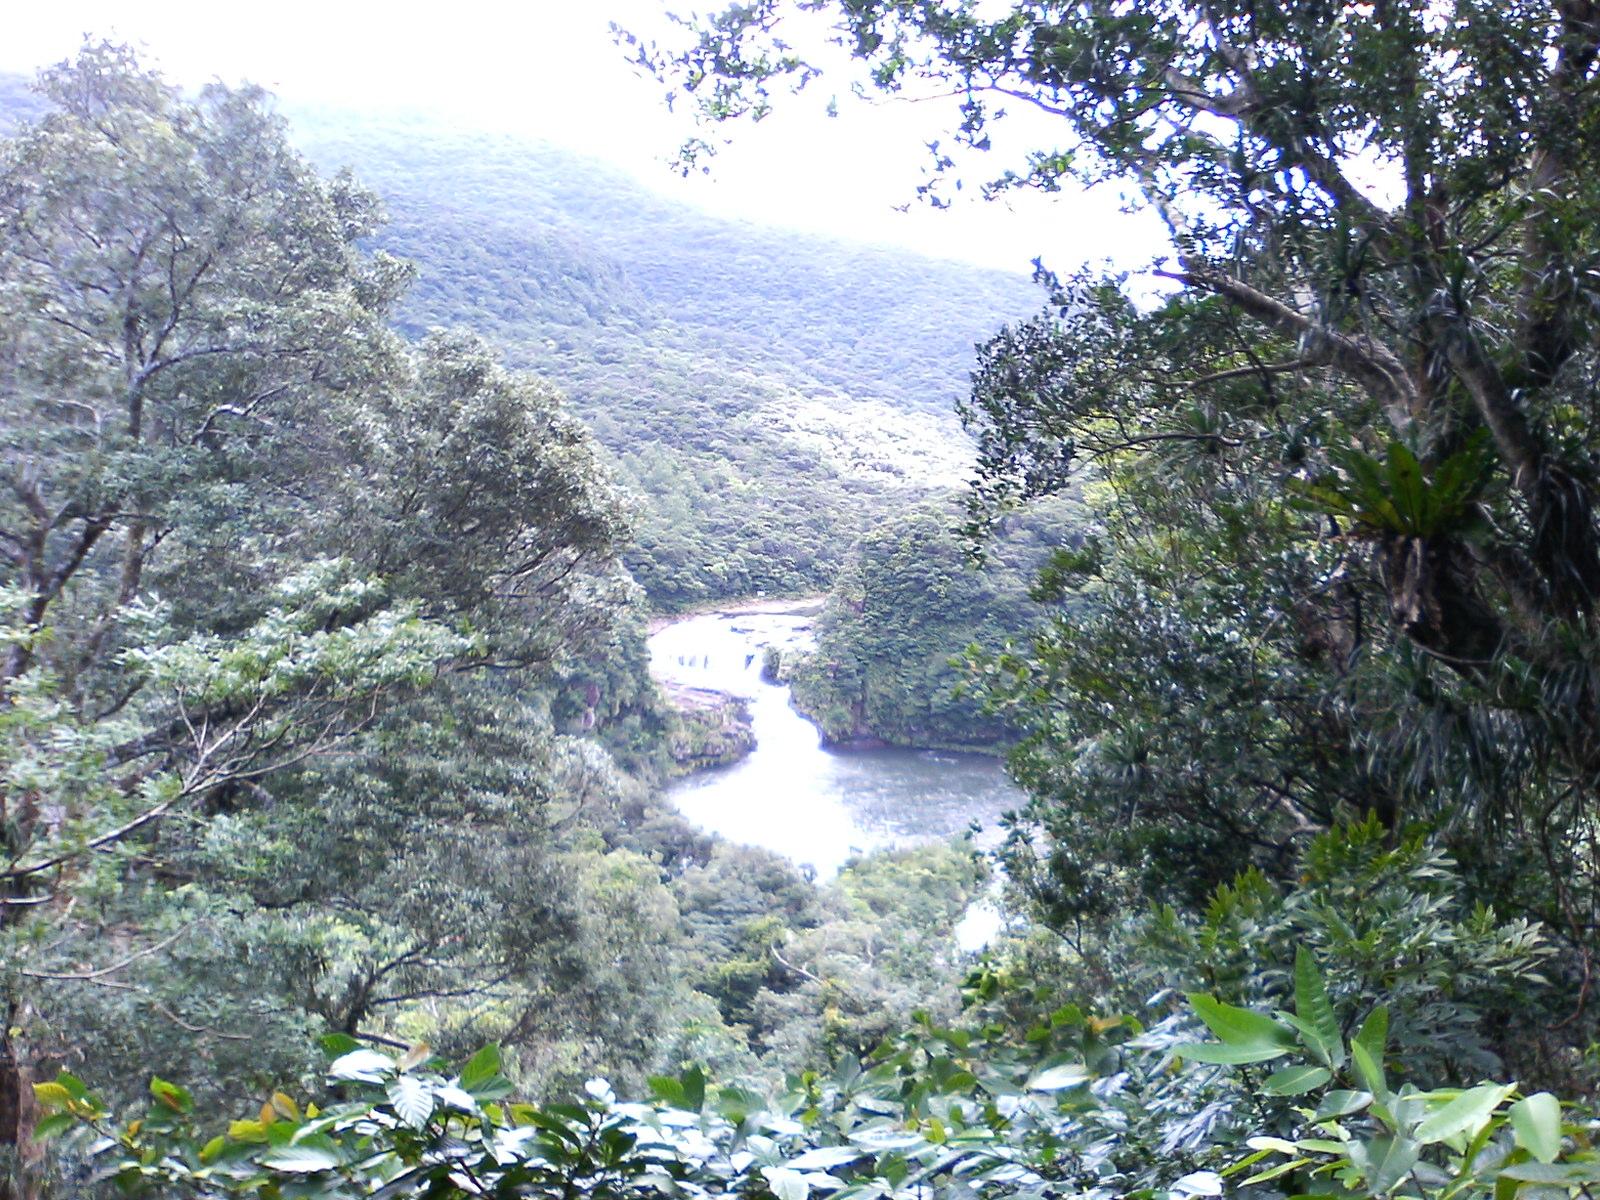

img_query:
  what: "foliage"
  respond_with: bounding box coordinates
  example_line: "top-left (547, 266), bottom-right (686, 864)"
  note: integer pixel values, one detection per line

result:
top-left (627, 2), bottom-right (1600, 1090)
top-left (785, 500), bottom-right (1068, 751)
top-left (1175, 955), bottom-right (1598, 1200)
top-left (0, 46), bottom-right (705, 1160)
top-left (43, 943), bottom-right (1598, 1200)
top-left (274, 105), bottom-right (1042, 610)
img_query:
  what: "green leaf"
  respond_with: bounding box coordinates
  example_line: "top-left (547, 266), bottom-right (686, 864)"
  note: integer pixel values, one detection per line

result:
top-left (1414, 1084), bottom-right (1513, 1145)
top-left (1171, 1169), bottom-right (1225, 1195)
top-left (1349, 1134), bottom-right (1420, 1194)
top-left (52, 1073), bottom-right (89, 1103)
top-left (31, 1083), bottom-right (73, 1111)
top-left (1314, 1090), bottom-right (1373, 1121)
top-left (1174, 1041), bottom-right (1293, 1065)
top-left (1220, 1148), bottom-right (1273, 1177)
top-left (1243, 1158), bottom-right (1310, 1186)
top-left (1508, 1093), bottom-right (1562, 1163)
top-left (1355, 1007), bottom-right (1389, 1061)
top-left (681, 1064), bottom-right (706, 1112)
top-left (32, 1113), bottom-right (75, 1142)
top-left (763, 1166), bottom-right (810, 1200)
top-left (1296, 1139), bottom-right (1349, 1154)
top-left (388, 1076), bottom-right (434, 1129)
top-left (1246, 1137), bottom-right (1301, 1155)
top-left (1293, 947), bottom-right (1343, 1067)
top-left (459, 1045), bottom-right (502, 1094)
top-left (328, 1049), bottom-right (393, 1083)
top-left (257, 1137), bottom-right (344, 1173)
top-left (648, 1075), bottom-right (686, 1108)
top-left (1188, 993), bottom-right (1297, 1052)
top-left (1352, 1039), bottom-right (1387, 1100)
top-left (318, 1033), bottom-right (362, 1058)
top-left (149, 1077), bottom-right (193, 1114)
top-left (1499, 1162), bottom-right (1600, 1185)
top-left (788, 1147), bottom-right (867, 1170)
top-left (1264, 1065), bottom-right (1333, 1096)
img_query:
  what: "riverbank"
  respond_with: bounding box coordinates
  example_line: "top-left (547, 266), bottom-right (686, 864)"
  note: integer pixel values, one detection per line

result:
top-left (653, 596), bottom-right (1009, 762)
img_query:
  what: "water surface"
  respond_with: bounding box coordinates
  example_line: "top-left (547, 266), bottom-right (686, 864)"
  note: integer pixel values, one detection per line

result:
top-left (650, 605), bottom-right (1024, 881)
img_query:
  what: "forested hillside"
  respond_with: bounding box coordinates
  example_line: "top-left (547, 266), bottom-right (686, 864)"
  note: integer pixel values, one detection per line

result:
top-left (783, 498), bottom-right (1079, 750)
top-left (279, 107), bottom-right (1041, 607)
top-left (17, 5), bottom-right (1600, 1200)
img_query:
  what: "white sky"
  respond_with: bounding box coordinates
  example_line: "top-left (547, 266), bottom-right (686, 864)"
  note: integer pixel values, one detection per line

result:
top-left (0, 0), bottom-right (1165, 275)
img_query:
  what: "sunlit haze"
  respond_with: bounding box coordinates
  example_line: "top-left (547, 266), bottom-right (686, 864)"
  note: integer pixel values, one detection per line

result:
top-left (2, 0), bottom-right (1164, 275)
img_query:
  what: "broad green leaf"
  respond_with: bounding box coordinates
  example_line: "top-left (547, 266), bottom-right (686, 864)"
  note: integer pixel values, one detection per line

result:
top-left (1352, 1040), bottom-right (1387, 1099)
top-left (433, 1085), bottom-right (478, 1111)
top-left (318, 1033), bottom-right (362, 1058)
top-left (1415, 1084), bottom-right (1513, 1145)
top-left (328, 1049), bottom-right (393, 1083)
top-left (648, 1075), bottom-right (686, 1108)
top-left (1174, 1041), bottom-right (1292, 1065)
top-left (1499, 1162), bottom-right (1600, 1184)
top-left (1188, 993), bottom-right (1297, 1052)
top-left (1508, 1093), bottom-right (1562, 1163)
top-left (460, 1045), bottom-right (502, 1093)
top-left (1355, 1007), bottom-right (1389, 1060)
top-left (1314, 1090), bottom-right (1373, 1121)
top-left (52, 1073), bottom-right (89, 1103)
top-left (1350, 1135), bottom-right (1420, 1194)
top-left (31, 1083), bottom-right (73, 1111)
top-left (388, 1076), bottom-right (434, 1129)
top-left (258, 1138), bottom-right (344, 1173)
top-left (681, 1065), bottom-right (706, 1112)
top-left (1293, 948), bottom-right (1344, 1067)
top-left (1171, 1170), bottom-right (1225, 1196)
top-left (763, 1166), bottom-right (810, 1200)
top-left (1264, 1065), bottom-right (1333, 1096)
top-left (1246, 1136), bottom-right (1301, 1155)
top-left (32, 1113), bottom-right (74, 1142)
top-left (788, 1146), bottom-right (867, 1170)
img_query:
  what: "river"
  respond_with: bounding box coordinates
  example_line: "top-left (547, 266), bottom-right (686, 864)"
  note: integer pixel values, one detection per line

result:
top-left (648, 601), bottom-right (1025, 945)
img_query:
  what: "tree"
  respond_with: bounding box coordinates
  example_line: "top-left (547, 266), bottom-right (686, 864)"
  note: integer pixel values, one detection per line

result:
top-left (0, 46), bottom-right (642, 1194)
top-left (631, 0), bottom-right (1600, 1020)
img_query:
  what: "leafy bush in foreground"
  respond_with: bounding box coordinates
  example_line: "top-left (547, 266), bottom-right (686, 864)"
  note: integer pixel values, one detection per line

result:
top-left (39, 953), bottom-right (1599, 1200)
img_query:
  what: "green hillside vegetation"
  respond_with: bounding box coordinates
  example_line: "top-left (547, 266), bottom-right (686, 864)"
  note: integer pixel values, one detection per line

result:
top-left (785, 498), bottom-right (1080, 749)
top-left (280, 108), bottom-right (1042, 608)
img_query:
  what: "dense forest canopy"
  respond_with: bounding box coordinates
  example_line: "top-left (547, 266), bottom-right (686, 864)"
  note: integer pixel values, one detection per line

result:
top-left (627, 0), bottom-right (1600, 1073)
top-left (10, 4), bottom-right (1600, 1199)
